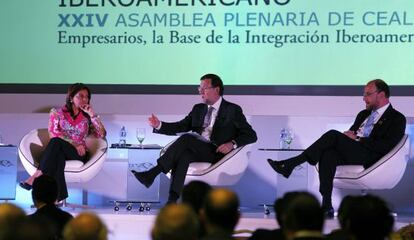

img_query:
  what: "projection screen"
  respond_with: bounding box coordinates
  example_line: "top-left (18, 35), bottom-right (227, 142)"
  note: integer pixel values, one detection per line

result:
top-left (1, 0), bottom-right (413, 94)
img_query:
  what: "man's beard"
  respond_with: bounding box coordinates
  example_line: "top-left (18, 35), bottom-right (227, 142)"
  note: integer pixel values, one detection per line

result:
top-left (366, 103), bottom-right (376, 111)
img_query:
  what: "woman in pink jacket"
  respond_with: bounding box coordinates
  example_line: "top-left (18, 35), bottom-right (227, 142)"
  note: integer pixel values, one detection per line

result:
top-left (20, 83), bottom-right (106, 202)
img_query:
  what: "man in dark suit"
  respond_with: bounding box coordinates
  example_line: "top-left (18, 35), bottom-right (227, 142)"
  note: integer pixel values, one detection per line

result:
top-left (132, 73), bottom-right (257, 203)
top-left (267, 79), bottom-right (406, 217)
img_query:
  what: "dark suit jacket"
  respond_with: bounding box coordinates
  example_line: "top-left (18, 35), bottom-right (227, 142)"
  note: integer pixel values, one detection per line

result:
top-left (155, 99), bottom-right (257, 148)
top-left (325, 229), bottom-right (350, 240)
top-left (293, 237), bottom-right (325, 240)
top-left (29, 204), bottom-right (73, 238)
top-left (248, 228), bottom-right (285, 240)
top-left (200, 232), bottom-right (235, 240)
top-left (349, 104), bottom-right (406, 168)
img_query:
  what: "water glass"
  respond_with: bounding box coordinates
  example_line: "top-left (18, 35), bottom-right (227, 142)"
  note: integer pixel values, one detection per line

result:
top-left (136, 128), bottom-right (146, 148)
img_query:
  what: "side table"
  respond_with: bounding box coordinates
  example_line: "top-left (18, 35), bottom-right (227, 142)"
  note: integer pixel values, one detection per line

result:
top-left (0, 145), bottom-right (18, 200)
top-left (258, 148), bottom-right (307, 199)
top-left (109, 144), bottom-right (162, 211)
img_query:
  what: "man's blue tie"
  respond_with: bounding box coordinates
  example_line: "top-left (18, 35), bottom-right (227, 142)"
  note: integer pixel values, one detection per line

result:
top-left (363, 110), bottom-right (378, 137)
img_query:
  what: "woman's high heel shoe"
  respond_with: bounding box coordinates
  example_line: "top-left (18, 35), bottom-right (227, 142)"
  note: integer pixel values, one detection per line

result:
top-left (55, 199), bottom-right (66, 207)
top-left (19, 181), bottom-right (32, 191)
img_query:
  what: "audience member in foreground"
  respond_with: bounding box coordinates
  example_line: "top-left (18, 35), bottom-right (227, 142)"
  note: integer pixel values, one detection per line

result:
top-left (29, 175), bottom-right (73, 239)
top-left (395, 223), bottom-right (414, 240)
top-left (248, 192), bottom-right (303, 240)
top-left (152, 203), bottom-right (199, 240)
top-left (0, 203), bottom-right (26, 240)
top-left (344, 194), bottom-right (394, 240)
top-left (283, 192), bottom-right (325, 240)
top-left (201, 188), bottom-right (240, 240)
top-left (326, 195), bottom-right (356, 240)
top-left (63, 212), bottom-right (108, 240)
top-left (182, 180), bottom-right (213, 237)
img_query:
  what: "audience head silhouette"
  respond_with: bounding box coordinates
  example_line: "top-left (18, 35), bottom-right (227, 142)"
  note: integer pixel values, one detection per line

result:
top-left (63, 212), bottom-right (108, 240)
top-left (396, 223), bottom-right (414, 240)
top-left (182, 180), bottom-right (212, 214)
top-left (202, 188), bottom-right (240, 234)
top-left (152, 203), bottom-right (199, 240)
top-left (182, 181), bottom-right (212, 238)
top-left (345, 194), bottom-right (394, 240)
top-left (32, 174), bottom-right (58, 206)
top-left (284, 191), bottom-right (324, 238)
top-left (274, 191), bottom-right (303, 229)
top-left (29, 174), bottom-right (73, 240)
top-left (0, 203), bottom-right (26, 240)
top-left (337, 195), bottom-right (358, 229)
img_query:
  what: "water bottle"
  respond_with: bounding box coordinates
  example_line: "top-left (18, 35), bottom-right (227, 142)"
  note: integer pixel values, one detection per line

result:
top-left (119, 126), bottom-right (127, 147)
top-left (280, 128), bottom-right (287, 149)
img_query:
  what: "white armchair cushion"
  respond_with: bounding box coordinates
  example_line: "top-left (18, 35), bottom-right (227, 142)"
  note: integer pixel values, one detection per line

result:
top-left (333, 134), bottom-right (409, 190)
top-left (65, 160), bottom-right (85, 171)
top-left (162, 142), bottom-right (251, 186)
top-left (187, 162), bottom-right (212, 175)
top-left (335, 165), bottom-right (365, 178)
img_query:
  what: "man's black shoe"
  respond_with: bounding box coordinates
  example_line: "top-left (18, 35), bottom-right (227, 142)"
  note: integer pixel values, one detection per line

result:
top-left (324, 207), bottom-right (335, 219)
top-left (267, 159), bottom-right (293, 178)
top-left (19, 181), bottom-right (32, 191)
top-left (131, 170), bottom-right (154, 188)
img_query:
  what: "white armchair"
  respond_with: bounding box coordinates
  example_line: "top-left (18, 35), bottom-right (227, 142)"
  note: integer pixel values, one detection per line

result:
top-left (18, 128), bottom-right (108, 206)
top-left (161, 141), bottom-right (252, 186)
top-left (332, 134), bottom-right (409, 190)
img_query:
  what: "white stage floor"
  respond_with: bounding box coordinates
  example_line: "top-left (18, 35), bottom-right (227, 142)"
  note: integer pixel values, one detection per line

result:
top-left (56, 206), bottom-right (414, 240)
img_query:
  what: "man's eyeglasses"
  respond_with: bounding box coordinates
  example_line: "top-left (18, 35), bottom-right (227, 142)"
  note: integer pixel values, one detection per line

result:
top-left (363, 90), bottom-right (379, 97)
top-left (198, 86), bottom-right (215, 93)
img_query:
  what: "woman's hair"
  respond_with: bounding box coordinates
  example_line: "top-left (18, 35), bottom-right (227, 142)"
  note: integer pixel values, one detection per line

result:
top-left (64, 83), bottom-right (91, 118)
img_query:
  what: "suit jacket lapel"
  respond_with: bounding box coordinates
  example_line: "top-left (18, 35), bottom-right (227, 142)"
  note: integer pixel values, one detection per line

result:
top-left (190, 104), bottom-right (207, 135)
top-left (356, 110), bottom-right (370, 130)
top-left (211, 99), bottom-right (226, 137)
top-left (371, 105), bottom-right (393, 135)
top-left (200, 104), bottom-right (208, 123)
